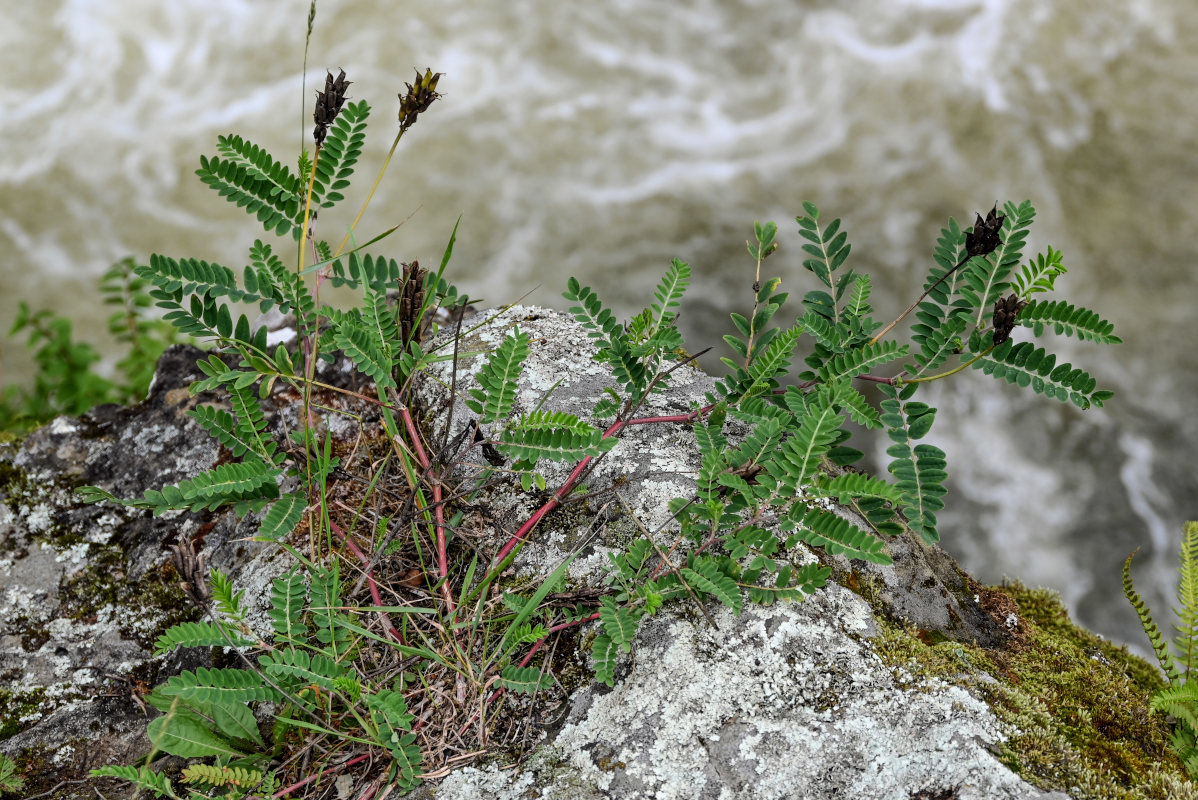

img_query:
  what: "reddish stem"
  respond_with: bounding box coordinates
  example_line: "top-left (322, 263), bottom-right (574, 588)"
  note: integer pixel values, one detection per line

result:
top-left (267, 752), bottom-right (372, 799)
top-left (491, 420), bottom-right (627, 566)
top-left (398, 406), bottom-right (455, 615)
top-left (330, 521), bottom-right (406, 646)
top-left (458, 612), bottom-right (601, 737)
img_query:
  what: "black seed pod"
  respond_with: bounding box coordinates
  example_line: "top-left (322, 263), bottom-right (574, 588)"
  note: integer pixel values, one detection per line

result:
top-left (965, 203), bottom-right (1005, 258)
top-left (991, 293), bottom-right (1027, 346)
top-left (399, 68), bottom-right (442, 131)
top-left (313, 69), bottom-right (352, 146)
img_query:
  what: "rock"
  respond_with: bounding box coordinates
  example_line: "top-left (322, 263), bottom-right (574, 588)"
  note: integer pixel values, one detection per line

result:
top-left (0, 310), bottom-right (1189, 799)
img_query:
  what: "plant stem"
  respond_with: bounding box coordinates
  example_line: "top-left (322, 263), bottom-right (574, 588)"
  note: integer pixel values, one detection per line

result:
top-left (334, 128), bottom-right (405, 258)
top-left (905, 345), bottom-right (993, 383)
top-left (868, 252), bottom-right (971, 346)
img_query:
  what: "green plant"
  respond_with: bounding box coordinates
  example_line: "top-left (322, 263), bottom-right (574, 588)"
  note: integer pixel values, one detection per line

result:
top-left (74, 11), bottom-right (1121, 797)
top-left (1124, 521), bottom-right (1198, 775)
top-left (0, 257), bottom-right (182, 433)
top-left (0, 753), bottom-right (23, 796)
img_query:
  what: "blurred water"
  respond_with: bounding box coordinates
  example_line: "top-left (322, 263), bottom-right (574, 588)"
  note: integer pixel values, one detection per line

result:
top-left (3, 0), bottom-right (1196, 653)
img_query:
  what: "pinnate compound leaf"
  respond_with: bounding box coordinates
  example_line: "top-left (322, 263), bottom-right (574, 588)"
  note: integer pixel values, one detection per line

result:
top-left (974, 339), bottom-right (1110, 409)
top-left (258, 491), bottom-right (307, 541)
top-left (159, 667), bottom-right (281, 706)
top-left (466, 328), bottom-right (530, 423)
top-left (154, 620), bottom-right (254, 655)
top-left (682, 559), bottom-right (742, 615)
top-left (90, 765), bottom-right (176, 798)
top-left (181, 764), bottom-right (262, 789)
top-left (817, 340), bottom-right (907, 384)
top-left (592, 634), bottom-right (619, 687)
top-left (599, 597), bottom-right (640, 652)
top-left (269, 569), bottom-right (308, 643)
top-left (500, 665), bottom-right (555, 695)
top-left (259, 648), bottom-right (346, 689)
top-left (1017, 299), bottom-right (1121, 344)
top-left (790, 508), bottom-right (892, 565)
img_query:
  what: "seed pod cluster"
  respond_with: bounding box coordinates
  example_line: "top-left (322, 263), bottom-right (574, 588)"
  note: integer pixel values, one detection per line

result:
top-left (991, 293), bottom-right (1028, 346)
top-left (966, 204), bottom-right (1005, 258)
top-left (399, 68), bottom-right (442, 131)
top-left (313, 69), bottom-right (352, 146)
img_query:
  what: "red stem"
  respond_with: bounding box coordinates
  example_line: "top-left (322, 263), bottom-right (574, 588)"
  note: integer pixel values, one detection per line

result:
top-left (267, 752), bottom-right (372, 799)
top-left (330, 521), bottom-right (406, 646)
top-left (398, 406), bottom-right (455, 615)
top-left (458, 611), bottom-right (601, 737)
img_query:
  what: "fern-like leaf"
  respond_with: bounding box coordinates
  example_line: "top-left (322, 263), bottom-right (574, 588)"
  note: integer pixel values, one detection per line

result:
top-left (1122, 549), bottom-right (1180, 682)
top-left (563, 278), bottom-right (622, 341)
top-left (817, 340), bottom-right (907, 384)
top-left (649, 258), bottom-right (691, 336)
top-left (1012, 246), bottom-right (1067, 298)
top-left (1151, 683), bottom-right (1198, 733)
top-left (592, 634), bottom-right (619, 686)
top-left (796, 203), bottom-right (852, 297)
top-left (159, 667), bottom-right (281, 706)
top-left (91, 765), bottom-right (178, 799)
top-left (499, 411), bottom-right (618, 464)
top-left (258, 491), bottom-right (307, 542)
top-left (311, 100), bottom-right (368, 208)
top-left (153, 620), bottom-right (254, 656)
top-left (466, 328), bottom-right (530, 423)
top-left (761, 391), bottom-right (841, 495)
top-left (788, 507), bottom-right (892, 564)
top-left (815, 472), bottom-right (904, 505)
top-left (500, 665), bottom-right (556, 694)
top-left (682, 558), bottom-right (742, 615)
top-left (181, 764), bottom-right (263, 789)
top-left (881, 395), bottom-right (947, 544)
top-left (1176, 522), bottom-right (1198, 676)
top-left (961, 200), bottom-right (1035, 327)
top-left (1017, 299), bottom-right (1121, 344)
top-left (197, 145), bottom-right (302, 238)
top-left (599, 597), bottom-right (641, 652)
top-left (259, 648), bottom-right (347, 689)
top-left (973, 338), bottom-right (1114, 410)
top-left (270, 570), bottom-right (309, 644)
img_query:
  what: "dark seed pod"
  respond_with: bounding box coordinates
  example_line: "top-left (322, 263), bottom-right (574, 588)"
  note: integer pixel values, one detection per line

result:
top-left (313, 69), bottom-right (352, 146)
top-left (399, 68), bottom-right (442, 131)
top-left (168, 538), bottom-right (211, 607)
top-left (991, 293), bottom-right (1027, 346)
top-left (965, 203), bottom-right (1005, 258)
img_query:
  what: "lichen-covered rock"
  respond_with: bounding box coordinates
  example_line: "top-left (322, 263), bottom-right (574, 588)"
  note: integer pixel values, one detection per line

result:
top-left (1, 311), bottom-right (1190, 799)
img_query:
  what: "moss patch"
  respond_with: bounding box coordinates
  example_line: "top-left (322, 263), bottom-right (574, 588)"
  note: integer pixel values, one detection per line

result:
top-left (873, 580), bottom-right (1195, 799)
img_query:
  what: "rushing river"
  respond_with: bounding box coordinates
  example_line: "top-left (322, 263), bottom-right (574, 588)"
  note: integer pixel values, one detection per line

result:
top-left (4, 0), bottom-right (1197, 653)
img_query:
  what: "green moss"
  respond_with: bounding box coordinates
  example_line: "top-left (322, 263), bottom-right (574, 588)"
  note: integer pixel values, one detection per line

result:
top-left (872, 580), bottom-right (1194, 799)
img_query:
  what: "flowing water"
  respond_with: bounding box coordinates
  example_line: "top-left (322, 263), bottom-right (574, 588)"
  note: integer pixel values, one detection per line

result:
top-left (4, 0), bottom-right (1197, 653)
